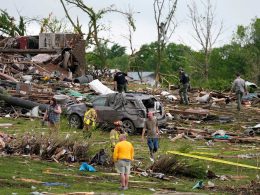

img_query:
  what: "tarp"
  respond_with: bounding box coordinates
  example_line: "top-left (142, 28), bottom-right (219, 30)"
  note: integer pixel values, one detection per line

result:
top-left (245, 81), bottom-right (258, 88)
top-left (242, 93), bottom-right (258, 101)
top-left (88, 79), bottom-right (114, 95)
top-left (107, 93), bottom-right (126, 110)
top-left (79, 162), bottom-right (96, 172)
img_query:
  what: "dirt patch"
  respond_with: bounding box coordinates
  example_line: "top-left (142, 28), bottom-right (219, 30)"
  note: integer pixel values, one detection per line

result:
top-left (212, 180), bottom-right (260, 194)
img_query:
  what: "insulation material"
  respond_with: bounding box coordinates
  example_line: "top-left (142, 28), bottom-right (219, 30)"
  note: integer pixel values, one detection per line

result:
top-left (196, 94), bottom-right (211, 103)
top-left (31, 54), bottom-right (52, 63)
top-left (88, 79), bottom-right (114, 95)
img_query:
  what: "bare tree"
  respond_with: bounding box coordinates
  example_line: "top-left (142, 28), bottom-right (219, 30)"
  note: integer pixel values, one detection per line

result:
top-left (120, 6), bottom-right (143, 80)
top-left (120, 7), bottom-right (137, 57)
top-left (153, 0), bottom-right (178, 86)
top-left (60, 0), bottom-right (83, 35)
top-left (60, 0), bottom-right (135, 73)
top-left (188, 0), bottom-right (223, 80)
top-left (60, 0), bottom-right (109, 71)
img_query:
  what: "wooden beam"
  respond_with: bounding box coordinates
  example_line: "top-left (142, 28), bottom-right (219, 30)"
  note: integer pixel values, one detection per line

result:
top-left (0, 48), bottom-right (58, 54)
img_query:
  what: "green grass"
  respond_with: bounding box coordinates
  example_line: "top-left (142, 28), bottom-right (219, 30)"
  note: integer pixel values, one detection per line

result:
top-left (0, 112), bottom-right (260, 194)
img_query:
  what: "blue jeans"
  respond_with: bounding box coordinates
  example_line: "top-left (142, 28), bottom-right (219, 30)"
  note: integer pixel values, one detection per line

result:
top-left (147, 138), bottom-right (159, 154)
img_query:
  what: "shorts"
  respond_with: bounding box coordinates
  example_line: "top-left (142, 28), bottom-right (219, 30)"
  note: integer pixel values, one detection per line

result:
top-left (115, 159), bottom-right (131, 174)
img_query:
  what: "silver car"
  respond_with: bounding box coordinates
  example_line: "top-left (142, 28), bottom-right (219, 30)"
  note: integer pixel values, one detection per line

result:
top-left (66, 93), bottom-right (166, 134)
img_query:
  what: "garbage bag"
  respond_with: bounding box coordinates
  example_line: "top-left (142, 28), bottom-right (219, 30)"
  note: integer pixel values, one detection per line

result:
top-left (79, 162), bottom-right (96, 172)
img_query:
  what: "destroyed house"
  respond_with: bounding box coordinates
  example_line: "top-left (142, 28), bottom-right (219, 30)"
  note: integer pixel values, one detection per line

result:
top-left (0, 33), bottom-right (85, 75)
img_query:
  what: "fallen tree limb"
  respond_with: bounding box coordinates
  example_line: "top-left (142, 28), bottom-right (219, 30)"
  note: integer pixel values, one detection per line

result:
top-left (0, 93), bottom-right (48, 111)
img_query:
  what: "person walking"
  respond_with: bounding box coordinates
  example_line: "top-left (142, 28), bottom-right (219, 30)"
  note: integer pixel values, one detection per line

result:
top-left (179, 68), bottom-right (190, 105)
top-left (113, 134), bottom-right (134, 190)
top-left (142, 111), bottom-right (159, 162)
top-left (43, 97), bottom-right (62, 134)
top-left (83, 105), bottom-right (97, 138)
top-left (231, 73), bottom-right (247, 111)
top-left (114, 70), bottom-right (128, 93)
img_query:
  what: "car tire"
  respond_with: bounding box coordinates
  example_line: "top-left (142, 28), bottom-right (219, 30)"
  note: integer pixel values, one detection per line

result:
top-left (122, 119), bottom-right (136, 135)
top-left (69, 114), bottom-right (83, 129)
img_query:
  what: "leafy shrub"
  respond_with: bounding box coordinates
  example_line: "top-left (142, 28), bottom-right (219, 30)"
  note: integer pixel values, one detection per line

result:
top-left (193, 79), bottom-right (231, 91)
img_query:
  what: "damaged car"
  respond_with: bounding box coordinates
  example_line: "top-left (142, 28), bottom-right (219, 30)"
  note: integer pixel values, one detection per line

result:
top-left (66, 92), bottom-right (166, 134)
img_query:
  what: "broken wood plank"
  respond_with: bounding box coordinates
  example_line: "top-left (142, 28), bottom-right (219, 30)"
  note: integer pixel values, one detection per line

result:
top-left (0, 72), bottom-right (18, 82)
top-left (0, 48), bottom-right (58, 54)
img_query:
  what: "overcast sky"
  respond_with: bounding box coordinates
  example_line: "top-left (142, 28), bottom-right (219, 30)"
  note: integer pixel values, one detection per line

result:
top-left (2, 0), bottom-right (260, 52)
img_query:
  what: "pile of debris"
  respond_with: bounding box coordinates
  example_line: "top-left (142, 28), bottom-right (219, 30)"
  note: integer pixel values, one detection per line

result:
top-left (0, 132), bottom-right (90, 163)
top-left (0, 53), bottom-right (65, 82)
top-left (159, 88), bottom-right (260, 108)
top-left (165, 123), bottom-right (260, 144)
top-left (0, 38), bottom-right (117, 118)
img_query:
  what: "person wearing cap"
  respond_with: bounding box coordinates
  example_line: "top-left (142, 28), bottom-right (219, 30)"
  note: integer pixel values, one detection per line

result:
top-left (110, 121), bottom-right (126, 151)
top-left (114, 69), bottom-right (128, 93)
top-left (142, 111), bottom-right (159, 162)
top-left (113, 134), bottom-right (134, 190)
top-left (43, 97), bottom-right (62, 134)
top-left (231, 73), bottom-right (247, 111)
top-left (83, 105), bottom-right (97, 138)
top-left (179, 68), bottom-right (190, 105)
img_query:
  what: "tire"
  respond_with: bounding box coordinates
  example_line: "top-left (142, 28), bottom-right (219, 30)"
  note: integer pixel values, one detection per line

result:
top-left (122, 119), bottom-right (136, 135)
top-left (69, 114), bottom-right (83, 129)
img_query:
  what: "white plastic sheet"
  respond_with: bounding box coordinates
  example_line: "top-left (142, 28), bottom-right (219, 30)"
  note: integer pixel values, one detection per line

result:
top-left (245, 81), bottom-right (257, 88)
top-left (31, 54), bottom-right (52, 63)
top-left (196, 94), bottom-right (210, 103)
top-left (88, 79), bottom-right (115, 95)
